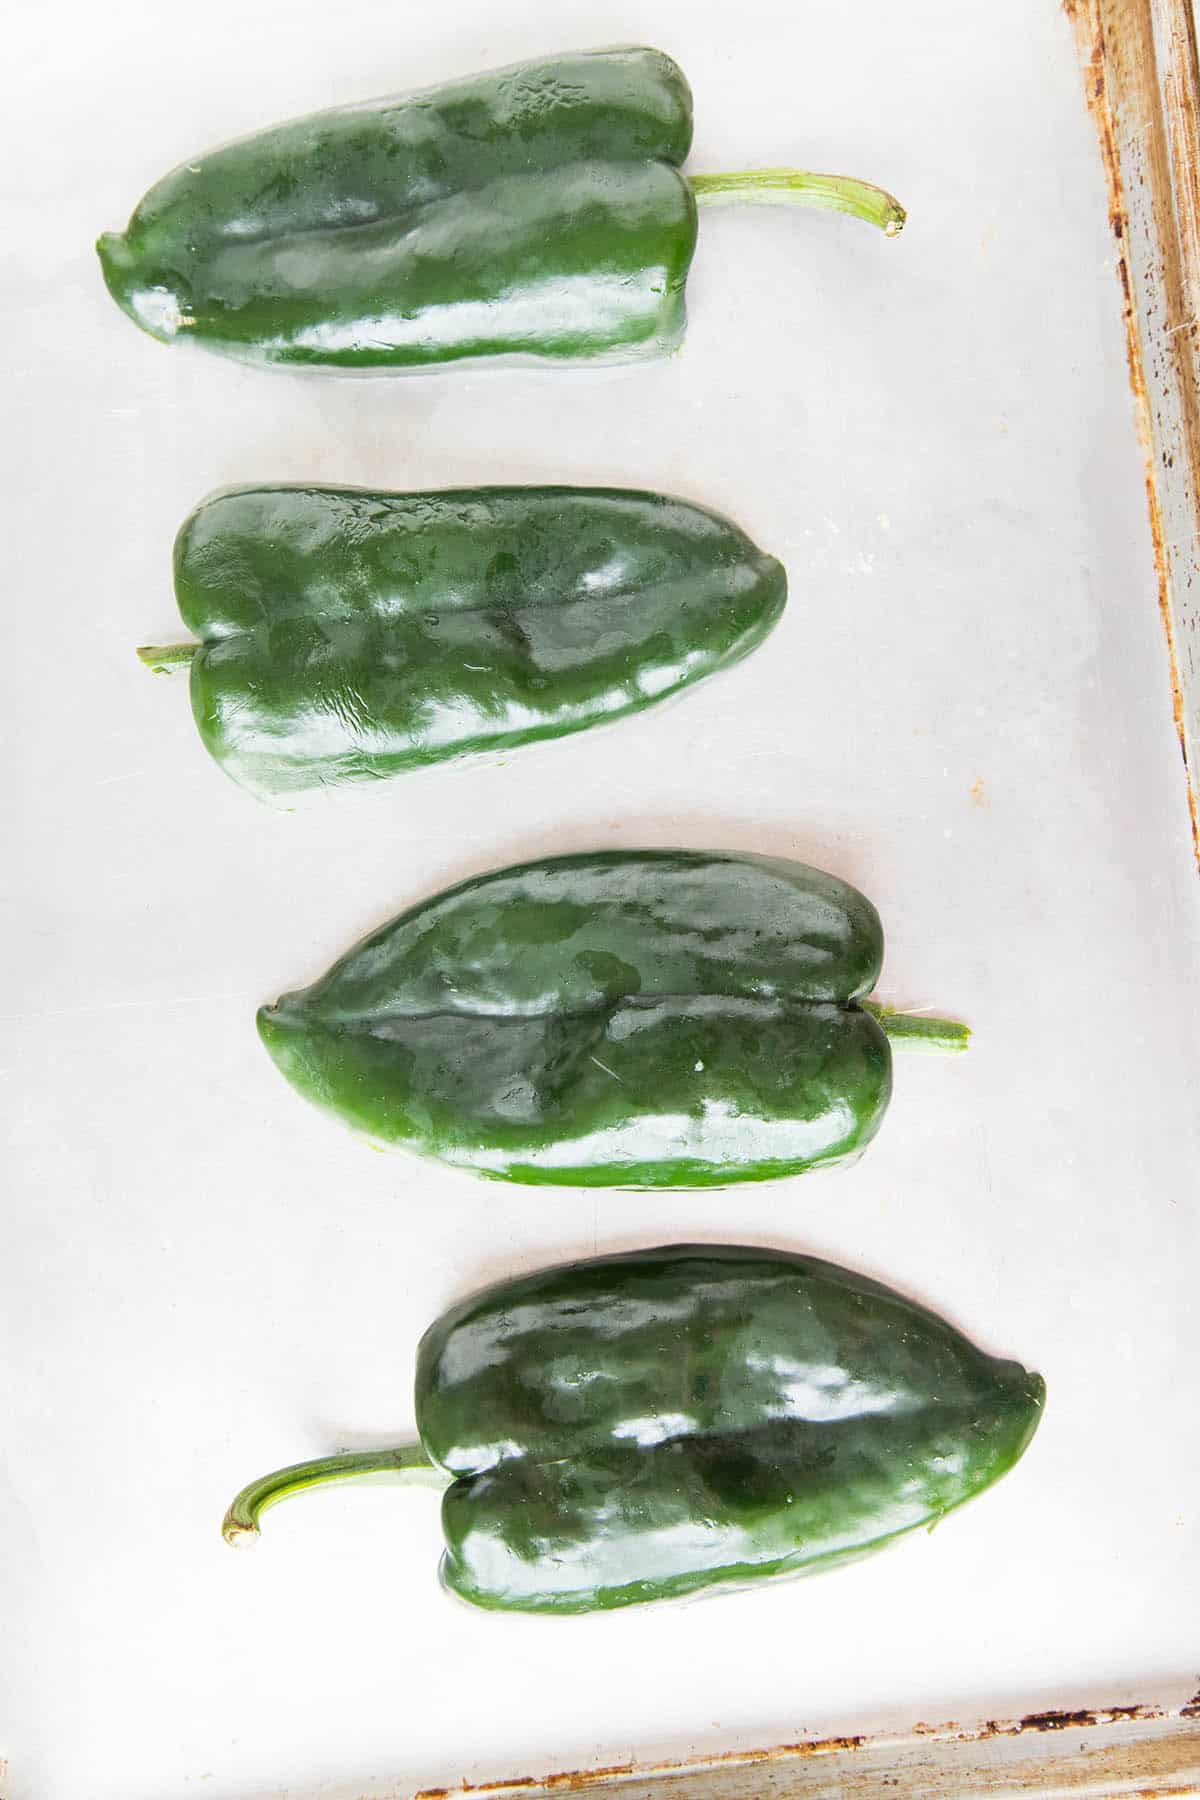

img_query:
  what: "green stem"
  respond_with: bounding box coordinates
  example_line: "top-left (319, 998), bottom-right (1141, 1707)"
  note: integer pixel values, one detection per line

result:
top-left (861, 1000), bottom-right (971, 1053)
top-left (222, 1445), bottom-right (448, 1546)
top-left (689, 169), bottom-right (906, 237)
top-left (137, 642), bottom-right (197, 673)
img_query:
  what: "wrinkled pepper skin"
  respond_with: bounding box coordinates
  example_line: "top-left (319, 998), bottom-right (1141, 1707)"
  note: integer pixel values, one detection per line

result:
top-left (224, 1245), bottom-right (1045, 1613)
top-left (98, 48), bottom-right (697, 371)
top-left (257, 849), bottom-right (894, 1186)
top-left (424, 1246), bottom-right (1045, 1612)
top-left (165, 485), bottom-right (786, 799)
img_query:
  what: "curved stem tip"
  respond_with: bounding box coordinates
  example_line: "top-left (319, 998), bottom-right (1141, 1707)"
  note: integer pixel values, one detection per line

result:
top-left (689, 168), bottom-right (906, 236)
top-left (222, 1445), bottom-right (447, 1546)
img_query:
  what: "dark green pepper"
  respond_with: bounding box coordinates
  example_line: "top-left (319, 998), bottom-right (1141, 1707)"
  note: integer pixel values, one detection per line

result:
top-left (258, 849), bottom-right (968, 1186)
top-left (97, 46), bottom-right (904, 372)
top-left (138, 484), bottom-right (786, 799)
top-left (222, 1244), bottom-right (1044, 1614)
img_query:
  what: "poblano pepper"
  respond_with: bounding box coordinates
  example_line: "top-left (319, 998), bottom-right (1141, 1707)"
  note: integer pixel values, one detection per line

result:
top-left (137, 484), bottom-right (786, 799)
top-left (222, 1244), bottom-right (1045, 1614)
top-left (97, 46), bottom-right (905, 372)
top-left (257, 849), bottom-right (968, 1187)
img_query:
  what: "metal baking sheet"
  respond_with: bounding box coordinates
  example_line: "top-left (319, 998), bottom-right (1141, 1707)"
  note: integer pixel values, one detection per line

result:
top-left (3, 1), bottom-right (1199, 1795)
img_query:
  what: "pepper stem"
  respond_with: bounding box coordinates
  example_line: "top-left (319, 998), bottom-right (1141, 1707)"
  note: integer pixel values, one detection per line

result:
top-left (689, 169), bottom-right (906, 237)
top-left (862, 1000), bottom-right (971, 1053)
top-left (137, 643), bottom-right (198, 673)
top-left (222, 1445), bottom-right (448, 1546)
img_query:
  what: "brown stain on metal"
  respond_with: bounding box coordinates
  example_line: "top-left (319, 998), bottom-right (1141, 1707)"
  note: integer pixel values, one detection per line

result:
top-left (538, 1769), bottom-right (639, 1792)
top-left (971, 1704), bottom-right (1164, 1740)
top-left (413, 1739), bottom-right (868, 1797)
top-left (415, 1769), bottom-right (638, 1799)
top-left (1063, 0), bottom-right (1200, 867)
top-left (732, 1735), bottom-right (866, 1760)
top-left (413, 1705), bottom-right (1191, 1796)
top-left (1019, 1708), bottom-right (1112, 1731)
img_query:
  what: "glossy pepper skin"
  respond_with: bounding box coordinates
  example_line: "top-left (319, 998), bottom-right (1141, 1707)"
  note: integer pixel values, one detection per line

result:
top-left (256, 848), bottom-right (955, 1187)
top-left (222, 1244), bottom-right (1046, 1614)
top-left (98, 48), bottom-right (697, 370)
top-left (97, 47), bottom-right (905, 372)
top-left (142, 485), bottom-right (786, 799)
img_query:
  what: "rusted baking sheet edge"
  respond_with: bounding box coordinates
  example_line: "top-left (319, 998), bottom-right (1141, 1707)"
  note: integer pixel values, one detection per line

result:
top-left (417, 1696), bottom-right (1200, 1798)
top-left (1064, 0), bottom-right (1200, 865)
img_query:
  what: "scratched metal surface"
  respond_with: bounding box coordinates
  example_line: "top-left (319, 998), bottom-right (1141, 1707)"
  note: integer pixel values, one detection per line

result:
top-left (3, 1), bottom-right (1200, 1797)
top-left (1065, 0), bottom-right (1200, 862)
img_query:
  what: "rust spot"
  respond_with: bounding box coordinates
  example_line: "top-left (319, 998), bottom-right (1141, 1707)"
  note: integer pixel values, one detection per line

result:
top-left (763, 1735), bottom-right (866, 1757)
top-left (989, 1704), bottom-right (1165, 1736)
top-left (416, 1766), bottom-right (642, 1798)
top-left (1022, 1708), bottom-right (1103, 1731)
top-left (541, 1767), bottom-right (637, 1791)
